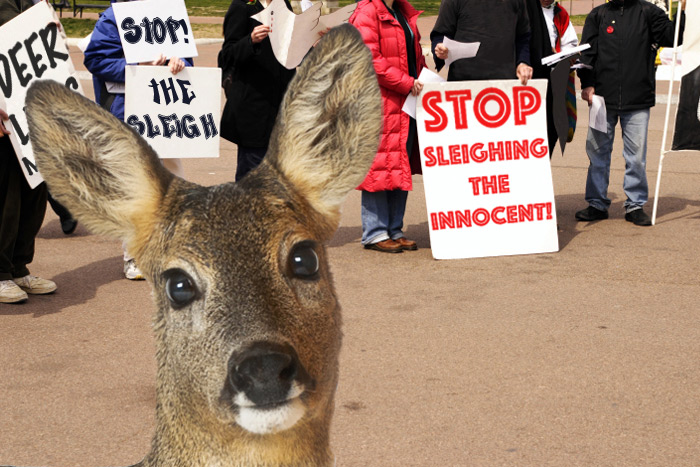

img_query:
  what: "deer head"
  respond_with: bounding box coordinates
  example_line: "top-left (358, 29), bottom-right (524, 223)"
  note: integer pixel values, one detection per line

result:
top-left (25, 24), bottom-right (380, 466)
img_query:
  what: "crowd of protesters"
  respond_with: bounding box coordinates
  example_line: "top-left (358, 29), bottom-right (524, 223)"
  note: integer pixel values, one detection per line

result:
top-left (0, 0), bottom-right (687, 302)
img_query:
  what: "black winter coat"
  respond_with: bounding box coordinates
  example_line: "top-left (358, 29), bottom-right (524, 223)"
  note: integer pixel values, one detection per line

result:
top-left (0, 0), bottom-right (34, 26)
top-left (219, 0), bottom-right (296, 147)
top-left (578, 0), bottom-right (684, 111)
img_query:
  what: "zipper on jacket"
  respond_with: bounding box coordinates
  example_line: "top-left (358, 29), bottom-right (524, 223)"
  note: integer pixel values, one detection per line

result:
top-left (618, 5), bottom-right (623, 110)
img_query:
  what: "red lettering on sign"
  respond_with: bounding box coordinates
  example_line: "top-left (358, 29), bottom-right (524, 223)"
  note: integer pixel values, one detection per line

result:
top-left (513, 86), bottom-right (541, 125)
top-left (474, 87), bottom-right (510, 128)
top-left (429, 202), bottom-right (553, 230)
top-left (422, 91), bottom-right (447, 132)
top-left (445, 89), bottom-right (472, 129)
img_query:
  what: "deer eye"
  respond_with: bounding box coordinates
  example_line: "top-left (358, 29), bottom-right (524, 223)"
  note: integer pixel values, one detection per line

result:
top-left (164, 269), bottom-right (198, 308)
top-left (288, 241), bottom-right (319, 279)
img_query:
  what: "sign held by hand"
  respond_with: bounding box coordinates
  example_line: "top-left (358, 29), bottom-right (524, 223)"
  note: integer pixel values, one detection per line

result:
top-left (113, 0), bottom-right (197, 64)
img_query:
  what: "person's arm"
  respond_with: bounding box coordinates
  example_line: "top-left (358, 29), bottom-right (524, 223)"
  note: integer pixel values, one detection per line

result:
top-left (514, 2), bottom-right (532, 84)
top-left (649, 0), bottom-right (685, 48)
top-left (560, 21), bottom-right (579, 51)
top-left (219, 0), bottom-right (265, 71)
top-left (83, 11), bottom-right (127, 83)
top-left (0, 108), bottom-right (10, 138)
top-left (577, 9), bottom-right (598, 103)
top-left (430, 0), bottom-right (457, 72)
top-left (350, 8), bottom-right (414, 95)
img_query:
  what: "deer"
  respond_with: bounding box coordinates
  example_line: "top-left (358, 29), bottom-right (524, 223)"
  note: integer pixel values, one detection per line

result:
top-left (24, 24), bottom-right (381, 466)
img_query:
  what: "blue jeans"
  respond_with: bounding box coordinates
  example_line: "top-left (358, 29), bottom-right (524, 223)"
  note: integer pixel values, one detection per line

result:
top-left (361, 190), bottom-right (408, 245)
top-left (584, 108), bottom-right (650, 213)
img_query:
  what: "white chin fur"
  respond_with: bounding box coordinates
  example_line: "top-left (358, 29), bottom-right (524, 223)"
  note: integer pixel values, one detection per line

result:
top-left (236, 398), bottom-right (305, 434)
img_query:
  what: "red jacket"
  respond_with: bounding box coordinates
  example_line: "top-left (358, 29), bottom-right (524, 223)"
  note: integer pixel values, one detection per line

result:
top-left (350, 0), bottom-right (425, 192)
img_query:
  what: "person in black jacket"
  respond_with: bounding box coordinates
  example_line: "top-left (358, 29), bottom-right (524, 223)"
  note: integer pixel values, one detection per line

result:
top-left (219, 0), bottom-right (296, 181)
top-left (430, 0), bottom-right (533, 84)
top-left (575, 0), bottom-right (685, 226)
top-left (0, 0), bottom-right (57, 303)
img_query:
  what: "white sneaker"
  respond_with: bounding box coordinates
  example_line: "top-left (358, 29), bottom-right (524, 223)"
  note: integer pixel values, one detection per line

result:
top-left (12, 275), bottom-right (57, 295)
top-left (124, 259), bottom-right (145, 280)
top-left (0, 280), bottom-right (29, 303)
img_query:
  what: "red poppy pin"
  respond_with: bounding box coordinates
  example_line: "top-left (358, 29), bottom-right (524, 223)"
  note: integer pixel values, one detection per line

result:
top-left (607, 26), bottom-right (614, 34)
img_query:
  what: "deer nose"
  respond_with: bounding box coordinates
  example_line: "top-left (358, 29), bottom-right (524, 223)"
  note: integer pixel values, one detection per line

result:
top-left (228, 343), bottom-right (302, 407)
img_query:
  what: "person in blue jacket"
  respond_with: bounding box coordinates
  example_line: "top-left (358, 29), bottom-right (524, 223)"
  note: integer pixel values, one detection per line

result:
top-left (83, 0), bottom-right (193, 280)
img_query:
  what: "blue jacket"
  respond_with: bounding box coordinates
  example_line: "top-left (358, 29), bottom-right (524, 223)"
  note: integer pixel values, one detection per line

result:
top-left (83, 4), bottom-right (193, 120)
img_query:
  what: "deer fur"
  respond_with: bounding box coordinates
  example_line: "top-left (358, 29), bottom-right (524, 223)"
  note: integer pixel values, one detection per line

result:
top-left (25, 24), bottom-right (381, 467)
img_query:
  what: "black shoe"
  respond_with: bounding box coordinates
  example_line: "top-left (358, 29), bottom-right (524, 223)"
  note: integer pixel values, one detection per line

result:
top-left (625, 208), bottom-right (652, 226)
top-left (60, 217), bottom-right (78, 235)
top-left (575, 206), bottom-right (609, 221)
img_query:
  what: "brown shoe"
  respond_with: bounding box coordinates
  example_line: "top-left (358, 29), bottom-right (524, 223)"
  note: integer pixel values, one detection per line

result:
top-left (394, 237), bottom-right (417, 251)
top-left (364, 239), bottom-right (403, 253)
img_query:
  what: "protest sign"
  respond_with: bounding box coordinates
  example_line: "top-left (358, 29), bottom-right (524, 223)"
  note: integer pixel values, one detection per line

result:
top-left (672, 0), bottom-right (700, 151)
top-left (251, 0), bottom-right (356, 69)
top-left (0, 1), bottom-right (84, 189)
top-left (416, 79), bottom-right (558, 260)
top-left (124, 65), bottom-right (221, 159)
top-left (112, 0), bottom-right (197, 64)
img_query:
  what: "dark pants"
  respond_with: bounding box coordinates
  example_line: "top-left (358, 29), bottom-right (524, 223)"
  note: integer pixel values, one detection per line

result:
top-left (0, 139), bottom-right (48, 280)
top-left (235, 145), bottom-right (267, 182)
top-left (48, 192), bottom-right (73, 222)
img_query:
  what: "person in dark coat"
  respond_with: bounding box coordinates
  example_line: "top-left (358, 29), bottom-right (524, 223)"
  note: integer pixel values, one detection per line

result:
top-left (575, 0), bottom-right (685, 226)
top-left (430, 0), bottom-right (533, 84)
top-left (527, 0), bottom-right (578, 157)
top-left (0, 0), bottom-right (57, 303)
top-left (219, 0), bottom-right (296, 181)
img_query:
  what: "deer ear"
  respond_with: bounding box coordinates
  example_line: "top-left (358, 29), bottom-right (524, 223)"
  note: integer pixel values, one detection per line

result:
top-left (266, 24), bottom-right (382, 228)
top-left (26, 80), bottom-right (173, 253)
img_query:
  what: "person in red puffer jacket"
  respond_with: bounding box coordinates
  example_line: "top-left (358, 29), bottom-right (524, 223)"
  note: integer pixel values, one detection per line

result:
top-left (349, 0), bottom-right (426, 253)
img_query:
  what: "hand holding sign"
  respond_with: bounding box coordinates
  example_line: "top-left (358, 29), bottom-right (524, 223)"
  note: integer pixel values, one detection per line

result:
top-left (0, 108), bottom-right (10, 137)
top-left (251, 0), bottom-right (357, 69)
top-left (251, 25), bottom-right (271, 44)
top-left (0, 1), bottom-right (84, 188)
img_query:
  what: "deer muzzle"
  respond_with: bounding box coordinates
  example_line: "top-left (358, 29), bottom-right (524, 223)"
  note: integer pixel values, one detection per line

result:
top-left (225, 341), bottom-right (315, 434)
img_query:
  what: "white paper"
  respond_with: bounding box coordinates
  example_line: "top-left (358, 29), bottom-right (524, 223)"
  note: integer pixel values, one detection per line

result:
top-left (0, 2), bottom-right (85, 188)
top-left (402, 68), bottom-right (445, 119)
top-left (590, 95), bottom-right (607, 133)
top-left (106, 82), bottom-right (125, 93)
top-left (112, 0), bottom-right (198, 64)
top-left (251, 0), bottom-right (356, 69)
top-left (300, 0), bottom-right (313, 12)
top-left (124, 66), bottom-right (221, 159)
top-left (570, 63), bottom-right (592, 70)
top-left (442, 37), bottom-right (479, 67)
top-left (541, 43), bottom-right (591, 67)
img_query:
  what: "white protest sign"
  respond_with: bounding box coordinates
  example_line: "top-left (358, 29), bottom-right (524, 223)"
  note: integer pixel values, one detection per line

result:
top-left (416, 79), bottom-right (558, 260)
top-left (251, 0), bottom-right (356, 69)
top-left (124, 65), bottom-right (221, 159)
top-left (0, 1), bottom-right (84, 189)
top-left (112, 0), bottom-right (197, 64)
